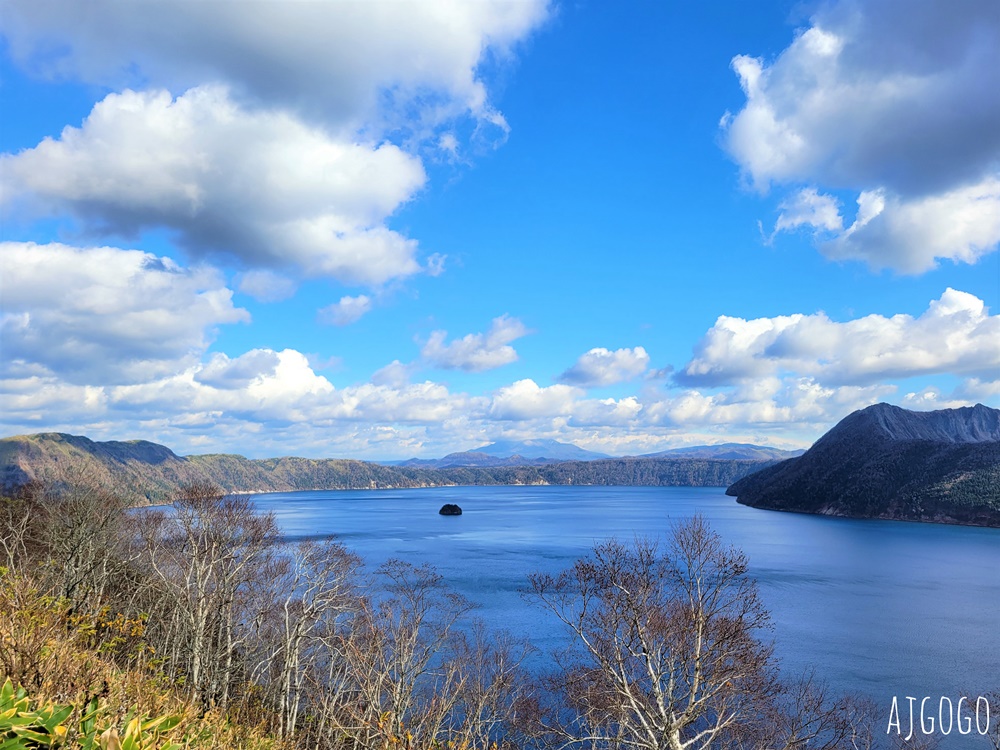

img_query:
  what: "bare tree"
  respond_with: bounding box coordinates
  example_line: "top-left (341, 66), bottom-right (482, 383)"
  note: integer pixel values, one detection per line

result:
top-left (0, 483), bottom-right (37, 572)
top-left (29, 477), bottom-right (135, 615)
top-left (526, 516), bottom-right (860, 750)
top-left (138, 482), bottom-right (280, 711)
top-left (339, 560), bottom-right (475, 750)
top-left (448, 621), bottom-right (537, 750)
top-left (248, 538), bottom-right (362, 741)
top-left (303, 559), bottom-right (533, 750)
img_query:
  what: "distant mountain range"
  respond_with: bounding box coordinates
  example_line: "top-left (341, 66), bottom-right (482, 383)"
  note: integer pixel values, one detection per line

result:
top-left (389, 439), bottom-right (610, 469)
top-left (726, 403), bottom-right (1000, 527)
top-left (636, 443), bottom-right (804, 461)
top-left (388, 439), bottom-right (798, 469)
top-left (0, 432), bottom-right (776, 504)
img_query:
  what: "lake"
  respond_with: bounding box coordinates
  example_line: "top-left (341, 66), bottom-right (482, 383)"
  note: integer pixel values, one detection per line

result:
top-left (253, 484), bottom-right (999, 741)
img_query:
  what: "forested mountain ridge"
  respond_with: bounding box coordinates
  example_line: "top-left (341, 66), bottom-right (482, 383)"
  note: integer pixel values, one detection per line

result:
top-left (726, 403), bottom-right (1000, 527)
top-left (390, 441), bottom-right (798, 468)
top-left (1, 432), bottom-right (775, 504)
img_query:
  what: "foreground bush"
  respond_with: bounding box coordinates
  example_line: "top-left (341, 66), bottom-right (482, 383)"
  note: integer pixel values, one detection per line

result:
top-left (0, 570), bottom-right (279, 750)
top-left (0, 676), bottom-right (181, 749)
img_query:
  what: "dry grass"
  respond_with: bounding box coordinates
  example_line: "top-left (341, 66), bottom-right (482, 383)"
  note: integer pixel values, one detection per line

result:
top-left (0, 570), bottom-right (284, 750)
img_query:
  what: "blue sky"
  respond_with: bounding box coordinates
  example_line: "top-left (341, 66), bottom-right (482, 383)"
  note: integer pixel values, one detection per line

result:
top-left (1, 0), bottom-right (998, 459)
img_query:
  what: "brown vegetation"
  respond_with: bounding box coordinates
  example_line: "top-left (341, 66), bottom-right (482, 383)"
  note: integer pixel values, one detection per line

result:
top-left (0, 477), bottom-right (962, 749)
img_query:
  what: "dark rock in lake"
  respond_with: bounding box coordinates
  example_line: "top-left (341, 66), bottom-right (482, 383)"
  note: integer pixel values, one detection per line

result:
top-left (439, 503), bottom-right (463, 516)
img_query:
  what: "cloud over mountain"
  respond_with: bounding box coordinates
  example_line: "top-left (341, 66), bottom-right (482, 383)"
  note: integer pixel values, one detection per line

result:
top-left (677, 289), bottom-right (999, 387)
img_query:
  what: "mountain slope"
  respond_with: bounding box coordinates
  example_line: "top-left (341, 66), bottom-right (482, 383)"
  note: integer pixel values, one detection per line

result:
top-left (725, 403), bottom-right (1000, 526)
top-left (2, 433), bottom-right (773, 504)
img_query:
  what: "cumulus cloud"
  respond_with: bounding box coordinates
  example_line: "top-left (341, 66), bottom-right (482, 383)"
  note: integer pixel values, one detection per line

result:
top-left (489, 379), bottom-right (581, 421)
top-left (821, 179), bottom-right (1000, 273)
top-left (724, 0), bottom-right (1000, 272)
top-left (3, 340), bottom-right (994, 459)
top-left (558, 346), bottom-right (650, 387)
top-left (2, 86), bottom-right (428, 285)
top-left (1, 0), bottom-right (549, 137)
top-left (569, 396), bottom-right (643, 427)
top-left (371, 360), bottom-right (417, 389)
top-left (105, 348), bottom-right (480, 427)
top-left (678, 288), bottom-right (999, 387)
top-left (421, 314), bottom-right (529, 371)
top-left (237, 271), bottom-right (297, 303)
top-left (0, 241), bottom-right (248, 385)
top-left (318, 295), bottom-right (373, 327)
top-left (0, 376), bottom-right (108, 425)
top-left (773, 188), bottom-right (843, 236)
top-left (193, 350), bottom-right (280, 390)
top-left (646, 379), bottom-right (895, 430)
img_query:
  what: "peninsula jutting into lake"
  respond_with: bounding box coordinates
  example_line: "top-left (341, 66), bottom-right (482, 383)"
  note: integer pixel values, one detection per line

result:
top-left (727, 402), bottom-right (1000, 526)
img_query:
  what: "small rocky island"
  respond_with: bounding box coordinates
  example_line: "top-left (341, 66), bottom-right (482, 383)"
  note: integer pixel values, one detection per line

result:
top-left (439, 503), bottom-right (463, 516)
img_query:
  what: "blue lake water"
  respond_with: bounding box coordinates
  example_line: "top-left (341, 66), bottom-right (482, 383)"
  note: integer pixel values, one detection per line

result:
top-left (253, 484), bottom-right (999, 741)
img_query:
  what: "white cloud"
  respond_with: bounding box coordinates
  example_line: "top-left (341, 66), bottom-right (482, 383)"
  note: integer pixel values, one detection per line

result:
top-left (0, 376), bottom-right (108, 425)
top-left (569, 396), bottom-right (643, 427)
top-left (822, 179), bottom-right (1000, 273)
top-left (559, 346), bottom-right (650, 387)
top-left (773, 188), bottom-right (843, 235)
top-left (321, 382), bottom-right (482, 425)
top-left (237, 271), bottom-right (297, 303)
top-left (371, 360), bottom-right (417, 389)
top-left (421, 314), bottom-right (529, 372)
top-left (2, 347), bottom-right (995, 460)
top-left (489, 379), bottom-right (581, 421)
top-left (0, 241), bottom-right (249, 385)
top-left (193, 350), bottom-right (280, 390)
top-left (678, 289), bottom-right (1000, 387)
top-left (2, 0), bottom-right (549, 138)
top-left (955, 378), bottom-right (1000, 403)
top-left (646, 378), bottom-right (895, 430)
top-left (2, 86), bottom-right (428, 285)
top-left (105, 348), bottom-right (478, 428)
top-left (318, 295), bottom-right (373, 327)
top-left (904, 378), bottom-right (1000, 411)
top-left (724, 0), bottom-right (1000, 272)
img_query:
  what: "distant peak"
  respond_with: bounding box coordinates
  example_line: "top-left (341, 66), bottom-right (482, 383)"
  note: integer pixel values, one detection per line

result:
top-left (471, 439), bottom-right (610, 461)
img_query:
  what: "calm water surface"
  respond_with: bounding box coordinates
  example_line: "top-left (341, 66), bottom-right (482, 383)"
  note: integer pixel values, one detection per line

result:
top-left (252, 485), bottom-right (999, 719)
